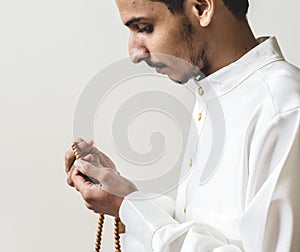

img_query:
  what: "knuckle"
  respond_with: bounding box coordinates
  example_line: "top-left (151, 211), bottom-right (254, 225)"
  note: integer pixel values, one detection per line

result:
top-left (101, 170), bottom-right (111, 183)
top-left (75, 138), bottom-right (84, 143)
top-left (81, 189), bottom-right (92, 202)
top-left (66, 177), bottom-right (74, 187)
top-left (85, 203), bottom-right (93, 210)
top-left (65, 151), bottom-right (74, 162)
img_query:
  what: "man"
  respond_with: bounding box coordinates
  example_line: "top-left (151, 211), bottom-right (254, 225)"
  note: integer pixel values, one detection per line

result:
top-left (65, 0), bottom-right (300, 251)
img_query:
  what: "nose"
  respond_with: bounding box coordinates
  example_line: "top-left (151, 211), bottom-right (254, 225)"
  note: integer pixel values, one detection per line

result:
top-left (128, 34), bottom-right (149, 64)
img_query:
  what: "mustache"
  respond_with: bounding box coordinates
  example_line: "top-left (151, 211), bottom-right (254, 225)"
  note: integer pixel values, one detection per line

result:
top-left (145, 60), bottom-right (167, 68)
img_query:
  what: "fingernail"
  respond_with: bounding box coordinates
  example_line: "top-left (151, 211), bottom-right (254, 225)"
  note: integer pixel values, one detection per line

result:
top-left (87, 139), bottom-right (94, 145)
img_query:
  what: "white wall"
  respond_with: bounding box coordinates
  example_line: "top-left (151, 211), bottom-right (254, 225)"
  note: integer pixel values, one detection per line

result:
top-left (248, 0), bottom-right (300, 67)
top-left (0, 0), bottom-right (299, 251)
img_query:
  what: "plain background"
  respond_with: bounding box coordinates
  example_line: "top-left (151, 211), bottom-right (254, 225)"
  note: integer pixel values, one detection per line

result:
top-left (0, 0), bottom-right (299, 251)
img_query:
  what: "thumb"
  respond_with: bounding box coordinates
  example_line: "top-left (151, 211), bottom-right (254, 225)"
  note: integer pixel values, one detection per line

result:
top-left (83, 154), bottom-right (93, 163)
top-left (74, 159), bottom-right (104, 182)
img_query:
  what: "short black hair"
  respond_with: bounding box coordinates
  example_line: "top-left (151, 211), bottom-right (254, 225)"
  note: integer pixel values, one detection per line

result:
top-left (151, 0), bottom-right (249, 20)
top-left (223, 0), bottom-right (249, 20)
top-left (151, 0), bottom-right (184, 13)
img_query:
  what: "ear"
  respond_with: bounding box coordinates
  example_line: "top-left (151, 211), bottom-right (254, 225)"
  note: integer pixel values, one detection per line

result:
top-left (191, 0), bottom-right (215, 27)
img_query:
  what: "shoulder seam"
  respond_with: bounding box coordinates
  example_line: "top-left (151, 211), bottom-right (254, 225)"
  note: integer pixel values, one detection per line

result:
top-left (257, 69), bottom-right (278, 115)
top-left (275, 107), bottom-right (300, 117)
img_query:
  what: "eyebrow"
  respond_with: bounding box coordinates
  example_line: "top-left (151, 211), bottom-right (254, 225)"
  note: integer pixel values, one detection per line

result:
top-left (125, 17), bottom-right (144, 27)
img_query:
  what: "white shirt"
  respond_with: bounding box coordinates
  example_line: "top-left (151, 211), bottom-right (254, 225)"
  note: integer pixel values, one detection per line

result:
top-left (119, 37), bottom-right (300, 252)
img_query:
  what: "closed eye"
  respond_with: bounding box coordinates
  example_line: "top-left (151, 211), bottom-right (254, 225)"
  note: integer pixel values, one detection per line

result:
top-left (131, 24), bottom-right (153, 34)
top-left (138, 25), bottom-right (153, 33)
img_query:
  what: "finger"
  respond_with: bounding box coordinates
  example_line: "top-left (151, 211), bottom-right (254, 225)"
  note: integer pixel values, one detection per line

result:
top-left (86, 139), bottom-right (93, 145)
top-left (83, 153), bottom-right (93, 163)
top-left (74, 138), bottom-right (85, 143)
top-left (72, 172), bottom-right (87, 192)
top-left (74, 159), bottom-right (112, 184)
top-left (65, 149), bottom-right (76, 173)
top-left (74, 140), bottom-right (94, 157)
top-left (98, 151), bottom-right (117, 171)
top-left (74, 138), bottom-right (93, 145)
top-left (75, 160), bottom-right (135, 197)
top-left (66, 166), bottom-right (75, 187)
top-left (72, 167), bottom-right (96, 193)
top-left (74, 159), bottom-right (100, 178)
top-left (65, 138), bottom-right (86, 173)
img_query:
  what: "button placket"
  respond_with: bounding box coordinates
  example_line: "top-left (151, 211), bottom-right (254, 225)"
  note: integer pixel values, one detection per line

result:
top-left (183, 82), bottom-right (206, 220)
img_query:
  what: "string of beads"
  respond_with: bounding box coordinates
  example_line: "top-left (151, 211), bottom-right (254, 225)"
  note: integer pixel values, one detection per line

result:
top-left (71, 142), bottom-right (124, 252)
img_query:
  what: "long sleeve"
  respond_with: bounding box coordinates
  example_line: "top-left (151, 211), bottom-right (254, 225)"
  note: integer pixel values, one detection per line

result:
top-left (119, 108), bottom-right (300, 252)
top-left (120, 191), bottom-right (242, 251)
top-left (240, 108), bottom-right (300, 251)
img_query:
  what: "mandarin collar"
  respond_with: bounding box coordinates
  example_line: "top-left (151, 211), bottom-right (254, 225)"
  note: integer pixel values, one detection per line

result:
top-left (193, 37), bottom-right (285, 99)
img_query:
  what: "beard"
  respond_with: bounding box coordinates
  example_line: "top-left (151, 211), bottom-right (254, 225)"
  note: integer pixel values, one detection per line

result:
top-left (145, 15), bottom-right (211, 84)
top-left (176, 15), bottom-right (211, 83)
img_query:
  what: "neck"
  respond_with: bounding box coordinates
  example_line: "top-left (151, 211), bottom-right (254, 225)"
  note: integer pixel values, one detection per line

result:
top-left (205, 20), bottom-right (258, 75)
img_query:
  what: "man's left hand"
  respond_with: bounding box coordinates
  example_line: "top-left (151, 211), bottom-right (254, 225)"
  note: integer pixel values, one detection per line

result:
top-left (72, 159), bottom-right (137, 217)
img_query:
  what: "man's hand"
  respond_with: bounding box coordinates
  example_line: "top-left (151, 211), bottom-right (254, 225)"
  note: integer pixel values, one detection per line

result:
top-left (65, 138), bottom-right (116, 187)
top-left (65, 138), bottom-right (137, 216)
top-left (72, 159), bottom-right (137, 216)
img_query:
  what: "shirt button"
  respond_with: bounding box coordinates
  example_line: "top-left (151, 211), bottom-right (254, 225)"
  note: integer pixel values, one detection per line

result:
top-left (189, 159), bottom-right (193, 167)
top-left (198, 86), bottom-right (204, 96)
top-left (184, 206), bottom-right (187, 214)
top-left (198, 112), bottom-right (203, 121)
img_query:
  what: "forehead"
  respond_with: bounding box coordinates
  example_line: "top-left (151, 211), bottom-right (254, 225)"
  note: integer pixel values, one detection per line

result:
top-left (116, 0), bottom-right (170, 23)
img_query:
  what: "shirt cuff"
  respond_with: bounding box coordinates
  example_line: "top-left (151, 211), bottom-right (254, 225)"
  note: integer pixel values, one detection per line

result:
top-left (119, 191), bottom-right (177, 250)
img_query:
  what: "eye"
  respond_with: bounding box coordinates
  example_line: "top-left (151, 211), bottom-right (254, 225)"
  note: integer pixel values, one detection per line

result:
top-left (137, 24), bottom-right (153, 33)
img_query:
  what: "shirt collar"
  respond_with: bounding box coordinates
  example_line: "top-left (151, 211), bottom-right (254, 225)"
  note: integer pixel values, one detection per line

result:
top-left (193, 37), bottom-right (285, 99)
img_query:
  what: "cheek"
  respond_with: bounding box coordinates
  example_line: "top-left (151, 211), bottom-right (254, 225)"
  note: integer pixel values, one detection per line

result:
top-left (148, 23), bottom-right (193, 60)
top-left (152, 33), bottom-right (182, 56)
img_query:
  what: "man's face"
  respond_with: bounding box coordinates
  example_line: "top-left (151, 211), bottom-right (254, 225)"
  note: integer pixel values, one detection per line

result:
top-left (116, 0), bottom-right (209, 83)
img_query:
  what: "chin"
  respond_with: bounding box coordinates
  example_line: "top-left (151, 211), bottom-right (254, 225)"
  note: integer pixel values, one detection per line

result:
top-left (169, 77), bottom-right (186, 85)
top-left (168, 74), bottom-right (191, 84)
